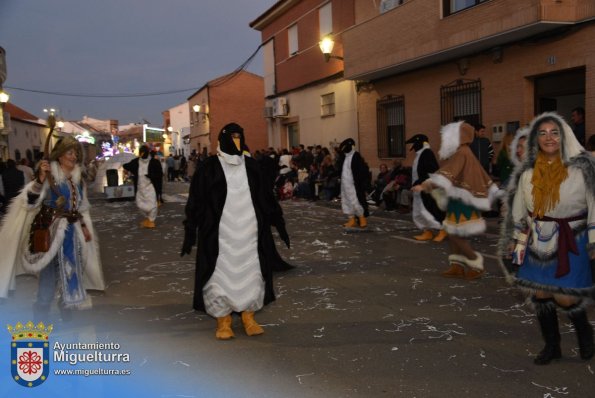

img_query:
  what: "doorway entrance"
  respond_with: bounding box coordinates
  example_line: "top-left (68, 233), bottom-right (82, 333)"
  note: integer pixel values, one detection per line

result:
top-left (534, 67), bottom-right (585, 121)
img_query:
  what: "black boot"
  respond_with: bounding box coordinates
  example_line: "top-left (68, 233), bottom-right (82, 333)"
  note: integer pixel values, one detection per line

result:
top-left (533, 297), bottom-right (562, 365)
top-left (59, 302), bottom-right (73, 322)
top-left (32, 303), bottom-right (50, 323)
top-left (568, 307), bottom-right (594, 360)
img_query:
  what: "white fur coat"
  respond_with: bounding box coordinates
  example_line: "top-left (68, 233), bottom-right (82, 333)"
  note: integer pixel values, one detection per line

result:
top-left (0, 163), bottom-right (105, 299)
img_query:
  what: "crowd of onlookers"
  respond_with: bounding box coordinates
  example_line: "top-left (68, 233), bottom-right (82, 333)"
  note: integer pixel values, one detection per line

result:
top-left (0, 158), bottom-right (35, 217)
top-left (1, 107), bottom-right (593, 219)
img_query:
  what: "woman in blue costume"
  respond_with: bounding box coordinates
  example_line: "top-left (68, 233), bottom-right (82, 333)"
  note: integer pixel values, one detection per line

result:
top-left (0, 136), bottom-right (105, 320)
top-left (500, 112), bottom-right (594, 364)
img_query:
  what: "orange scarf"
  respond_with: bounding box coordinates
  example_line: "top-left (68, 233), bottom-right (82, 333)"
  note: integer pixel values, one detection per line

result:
top-left (531, 152), bottom-right (568, 218)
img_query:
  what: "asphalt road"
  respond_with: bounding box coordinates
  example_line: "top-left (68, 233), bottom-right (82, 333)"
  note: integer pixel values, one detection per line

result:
top-left (1, 181), bottom-right (594, 397)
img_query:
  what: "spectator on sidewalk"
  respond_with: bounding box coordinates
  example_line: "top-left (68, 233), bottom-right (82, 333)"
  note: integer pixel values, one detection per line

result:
top-left (470, 123), bottom-right (495, 174)
top-left (166, 154), bottom-right (175, 182)
top-left (1, 159), bottom-right (25, 205)
top-left (17, 158), bottom-right (34, 184)
top-left (570, 106), bottom-right (585, 146)
top-left (382, 160), bottom-right (411, 212)
top-left (370, 163), bottom-right (391, 205)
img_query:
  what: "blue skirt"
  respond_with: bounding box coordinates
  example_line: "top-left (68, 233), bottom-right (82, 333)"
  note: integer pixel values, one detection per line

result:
top-left (517, 230), bottom-right (592, 290)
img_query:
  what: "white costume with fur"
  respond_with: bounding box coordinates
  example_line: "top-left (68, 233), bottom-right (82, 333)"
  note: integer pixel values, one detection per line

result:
top-left (0, 162), bottom-right (105, 302)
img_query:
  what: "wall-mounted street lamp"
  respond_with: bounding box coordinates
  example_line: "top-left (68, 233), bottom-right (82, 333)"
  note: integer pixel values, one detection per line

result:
top-left (0, 89), bottom-right (9, 132)
top-left (319, 36), bottom-right (343, 62)
top-left (192, 104), bottom-right (209, 122)
top-left (0, 90), bottom-right (9, 104)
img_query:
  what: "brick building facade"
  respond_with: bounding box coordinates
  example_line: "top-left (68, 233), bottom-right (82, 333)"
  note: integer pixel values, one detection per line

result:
top-left (187, 70), bottom-right (267, 155)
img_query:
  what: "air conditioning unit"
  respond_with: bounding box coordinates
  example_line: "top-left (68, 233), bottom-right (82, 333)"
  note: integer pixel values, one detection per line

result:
top-left (272, 97), bottom-right (288, 117)
top-left (491, 123), bottom-right (505, 142)
top-left (263, 107), bottom-right (274, 118)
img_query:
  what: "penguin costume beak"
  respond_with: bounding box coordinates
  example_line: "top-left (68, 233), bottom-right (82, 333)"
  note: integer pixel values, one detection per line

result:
top-left (233, 135), bottom-right (241, 151)
top-left (405, 134), bottom-right (429, 152)
top-left (218, 123), bottom-right (246, 156)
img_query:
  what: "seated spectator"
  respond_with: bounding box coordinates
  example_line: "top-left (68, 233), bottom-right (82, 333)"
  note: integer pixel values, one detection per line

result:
top-left (382, 160), bottom-right (411, 212)
top-left (370, 163), bottom-right (391, 205)
top-left (295, 162), bottom-right (319, 200)
top-left (275, 159), bottom-right (298, 201)
top-left (318, 154), bottom-right (339, 201)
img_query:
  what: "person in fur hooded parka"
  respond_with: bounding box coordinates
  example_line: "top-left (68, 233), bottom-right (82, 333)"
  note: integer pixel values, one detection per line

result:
top-left (499, 112), bottom-right (594, 365)
top-left (412, 121), bottom-right (499, 279)
top-left (0, 136), bottom-right (105, 319)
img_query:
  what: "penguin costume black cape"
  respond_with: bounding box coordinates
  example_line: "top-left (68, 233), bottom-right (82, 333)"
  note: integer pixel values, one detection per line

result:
top-left (406, 134), bottom-right (446, 241)
top-left (181, 122), bottom-right (290, 339)
top-left (337, 138), bottom-right (370, 229)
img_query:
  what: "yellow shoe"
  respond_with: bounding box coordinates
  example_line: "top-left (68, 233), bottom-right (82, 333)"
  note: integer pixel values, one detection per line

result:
top-left (358, 216), bottom-right (367, 228)
top-left (432, 230), bottom-right (448, 242)
top-left (414, 230), bottom-right (434, 241)
top-left (343, 217), bottom-right (357, 228)
top-left (241, 311), bottom-right (264, 336)
top-left (141, 219), bottom-right (156, 229)
top-left (216, 315), bottom-right (234, 340)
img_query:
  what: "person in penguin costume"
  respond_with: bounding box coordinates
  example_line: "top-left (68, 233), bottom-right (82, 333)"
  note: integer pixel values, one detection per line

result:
top-left (405, 134), bottom-right (446, 242)
top-left (337, 138), bottom-right (370, 229)
top-left (181, 122), bottom-right (290, 340)
top-left (123, 145), bottom-right (162, 229)
top-left (412, 121), bottom-right (499, 279)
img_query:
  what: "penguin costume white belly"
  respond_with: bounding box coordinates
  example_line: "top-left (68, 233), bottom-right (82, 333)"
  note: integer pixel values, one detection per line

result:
top-left (203, 151), bottom-right (265, 317)
top-left (181, 122), bottom-right (291, 340)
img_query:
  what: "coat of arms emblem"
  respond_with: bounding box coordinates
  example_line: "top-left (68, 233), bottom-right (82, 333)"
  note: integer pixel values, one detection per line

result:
top-left (7, 321), bottom-right (53, 387)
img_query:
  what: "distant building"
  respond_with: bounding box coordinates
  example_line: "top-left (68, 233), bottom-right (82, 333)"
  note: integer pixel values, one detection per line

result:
top-left (162, 102), bottom-right (191, 156)
top-left (187, 70), bottom-right (267, 155)
top-left (251, 0), bottom-right (358, 150)
top-left (1, 102), bottom-right (47, 162)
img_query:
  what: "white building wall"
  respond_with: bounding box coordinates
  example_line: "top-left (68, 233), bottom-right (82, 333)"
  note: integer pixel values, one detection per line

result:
top-left (168, 102), bottom-right (190, 156)
top-left (6, 119), bottom-right (45, 162)
top-left (268, 79), bottom-right (357, 149)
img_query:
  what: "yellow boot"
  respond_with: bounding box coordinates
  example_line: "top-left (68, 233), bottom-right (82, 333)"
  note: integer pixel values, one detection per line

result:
top-left (215, 315), bottom-right (234, 340)
top-left (141, 219), bottom-right (156, 229)
top-left (432, 230), bottom-right (448, 242)
top-left (343, 216), bottom-right (357, 228)
top-left (414, 230), bottom-right (434, 241)
top-left (241, 311), bottom-right (264, 336)
top-left (358, 216), bottom-right (367, 228)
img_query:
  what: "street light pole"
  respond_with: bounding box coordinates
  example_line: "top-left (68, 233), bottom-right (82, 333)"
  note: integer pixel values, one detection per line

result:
top-left (0, 46), bottom-right (8, 135)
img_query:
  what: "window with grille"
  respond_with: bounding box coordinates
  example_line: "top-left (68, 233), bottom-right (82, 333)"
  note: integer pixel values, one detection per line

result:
top-left (440, 79), bottom-right (482, 127)
top-left (321, 92), bottom-right (335, 117)
top-left (377, 96), bottom-right (405, 158)
top-left (443, 0), bottom-right (487, 17)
